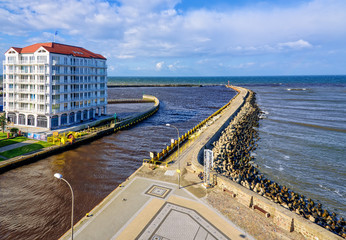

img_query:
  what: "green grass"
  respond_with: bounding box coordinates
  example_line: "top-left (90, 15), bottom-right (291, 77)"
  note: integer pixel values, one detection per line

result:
top-left (0, 141), bottom-right (54, 159)
top-left (0, 132), bottom-right (10, 140)
top-left (0, 136), bottom-right (28, 148)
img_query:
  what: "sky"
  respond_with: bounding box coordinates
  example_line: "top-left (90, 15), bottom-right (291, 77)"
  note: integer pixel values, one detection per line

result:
top-left (1, 0), bottom-right (346, 76)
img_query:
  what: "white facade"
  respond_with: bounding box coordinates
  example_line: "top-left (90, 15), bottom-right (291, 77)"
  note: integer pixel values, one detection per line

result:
top-left (2, 43), bottom-right (107, 130)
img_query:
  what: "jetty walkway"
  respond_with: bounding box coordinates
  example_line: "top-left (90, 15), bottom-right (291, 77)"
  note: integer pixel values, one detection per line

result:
top-left (58, 86), bottom-right (329, 240)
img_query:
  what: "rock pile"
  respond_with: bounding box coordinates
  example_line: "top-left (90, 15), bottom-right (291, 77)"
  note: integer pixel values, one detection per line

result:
top-left (212, 90), bottom-right (345, 238)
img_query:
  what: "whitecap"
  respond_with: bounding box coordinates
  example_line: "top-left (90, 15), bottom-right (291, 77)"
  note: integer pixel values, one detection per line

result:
top-left (334, 190), bottom-right (343, 197)
top-left (259, 110), bottom-right (269, 119)
top-left (286, 88), bottom-right (308, 91)
top-left (284, 155), bottom-right (290, 160)
top-left (279, 166), bottom-right (284, 171)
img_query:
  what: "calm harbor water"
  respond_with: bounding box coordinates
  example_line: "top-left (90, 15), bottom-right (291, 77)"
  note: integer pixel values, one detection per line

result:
top-left (0, 76), bottom-right (345, 239)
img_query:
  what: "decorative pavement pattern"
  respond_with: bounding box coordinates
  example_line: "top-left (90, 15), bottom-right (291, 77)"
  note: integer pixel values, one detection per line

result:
top-left (136, 202), bottom-right (230, 240)
top-left (145, 185), bottom-right (172, 199)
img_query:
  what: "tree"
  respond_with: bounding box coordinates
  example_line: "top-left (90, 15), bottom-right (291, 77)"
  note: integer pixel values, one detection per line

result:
top-left (0, 114), bottom-right (7, 133)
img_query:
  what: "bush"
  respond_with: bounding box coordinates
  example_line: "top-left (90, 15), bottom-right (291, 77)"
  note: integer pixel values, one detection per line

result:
top-left (10, 128), bottom-right (19, 134)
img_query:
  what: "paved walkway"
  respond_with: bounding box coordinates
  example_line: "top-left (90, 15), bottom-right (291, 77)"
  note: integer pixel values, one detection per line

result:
top-left (61, 175), bottom-right (252, 240)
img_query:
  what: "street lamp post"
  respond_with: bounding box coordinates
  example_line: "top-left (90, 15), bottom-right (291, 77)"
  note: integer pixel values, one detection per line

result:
top-left (166, 123), bottom-right (180, 189)
top-left (54, 173), bottom-right (74, 240)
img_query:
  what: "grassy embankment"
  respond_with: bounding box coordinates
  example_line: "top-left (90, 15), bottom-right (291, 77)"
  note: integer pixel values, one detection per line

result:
top-left (0, 134), bottom-right (53, 159)
top-left (0, 136), bottom-right (28, 147)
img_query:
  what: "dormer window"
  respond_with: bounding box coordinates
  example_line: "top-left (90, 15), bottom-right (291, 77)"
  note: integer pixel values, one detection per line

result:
top-left (38, 49), bottom-right (47, 53)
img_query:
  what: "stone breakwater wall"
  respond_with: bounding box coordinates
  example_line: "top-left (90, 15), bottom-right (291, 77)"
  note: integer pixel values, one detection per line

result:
top-left (0, 95), bottom-right (160, 173)
top-left (193, 87), bottom-right (344, 239)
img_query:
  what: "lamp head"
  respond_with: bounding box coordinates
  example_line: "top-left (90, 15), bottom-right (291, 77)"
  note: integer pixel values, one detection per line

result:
top-left (54, 173), bottom-right (63, 179)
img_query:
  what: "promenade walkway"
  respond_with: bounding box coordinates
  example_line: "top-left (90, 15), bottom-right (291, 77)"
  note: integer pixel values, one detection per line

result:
top-left (65, 175), bottom-right (251, 240)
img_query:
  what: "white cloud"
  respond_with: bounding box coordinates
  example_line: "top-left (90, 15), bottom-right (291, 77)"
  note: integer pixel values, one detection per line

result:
top-left (155, 61), bottom-right (164, 71)
top-left (26, 32), bottom-right (65, 44)
top-left (1, 0), bottom-right (346, 75)
top-left (116, 55), bottom-right (135, 59)
top-left (278, 39), bottom-right (313, 49)
top-left (232, 62), bottom-right (255, 69)
top-left (1, 0), bottom-right (345, 55)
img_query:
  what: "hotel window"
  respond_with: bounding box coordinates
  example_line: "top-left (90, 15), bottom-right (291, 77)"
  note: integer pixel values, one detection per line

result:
top-left (52, 56), bottom-right (59, 63)
top-left (52, 85), bottom-right (60, 92)
top-left (52, 95), bottom-right (60, 101)
top-left (38, 65), bottom-right (45, 73)
top-left (21, 56), bottom-right (28, 63)
top-left (37, 55), bottom-right (47, 63)
top-left (7, 56), bottom-right (16, 63)
top-left (52, 104), bottom-right (60, 111)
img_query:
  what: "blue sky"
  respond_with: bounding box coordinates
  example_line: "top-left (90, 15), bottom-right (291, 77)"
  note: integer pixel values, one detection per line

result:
top-left (1, 0), bottom-right (346, 76)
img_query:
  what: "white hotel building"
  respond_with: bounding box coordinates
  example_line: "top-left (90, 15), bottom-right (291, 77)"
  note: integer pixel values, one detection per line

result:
top-left (2, 42), bottom-right (107, 130)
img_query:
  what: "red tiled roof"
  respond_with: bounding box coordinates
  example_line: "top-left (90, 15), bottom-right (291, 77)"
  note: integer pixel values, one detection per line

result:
top-left (7, 42), bottom-right (106, 60)
top-left (10, 47), bottom-right (22, 53)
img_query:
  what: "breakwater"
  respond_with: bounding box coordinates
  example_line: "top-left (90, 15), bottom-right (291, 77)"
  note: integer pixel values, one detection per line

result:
top-left (205, 89), bottom-right (345, 239)
top-left (144, 87), bottom-right (242, 166)
top-left (0, 95), bottom-right (159, 173)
